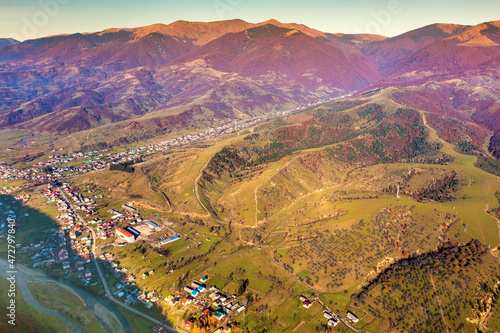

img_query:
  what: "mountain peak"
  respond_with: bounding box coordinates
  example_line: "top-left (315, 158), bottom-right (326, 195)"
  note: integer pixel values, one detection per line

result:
top-left (445, 20), bottom-right (500, 46)
top-left (257, 19), bottom-right (326, 38)
top-left (261, 19), bottom-right (282, 25)
top-left (0, 38), bottom-right (19, 48)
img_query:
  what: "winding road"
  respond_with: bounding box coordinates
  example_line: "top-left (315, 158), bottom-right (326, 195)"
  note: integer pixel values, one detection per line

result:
top-left (58, 187), bottom-right (179, 333)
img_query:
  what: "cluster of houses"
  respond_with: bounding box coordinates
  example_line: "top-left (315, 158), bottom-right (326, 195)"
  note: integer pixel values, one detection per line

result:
top-left (0, 198), bottom-right (20, 238)
top-left (323, 310), bottom-right (359, 328)
top-left (37, 185), bottom-right (97, 284)
top-left (42, 187), bottom-right (78, 225)
top-left (90, 218), bottom-right (115, 239)
top-left (14, 194), bottom-right (31, 202)
top-left (166, 276), bottom-right (246, 329)
top-left (323, 310), bottom-right (339, 327)
top-left (299, 294), bottom-right (360, 328)
top-left (20, 228), bottom-right (96, 284)
top-left (100, 252), bottom-right (159, 309)
top-left (0, 184), bottom-right (25, 195)
top-left (112, 281), bottom-right (156, 308)
top-left (0, 161), bottom-right (51, 184)
top-left (0, 94), bottom-right (343, 191)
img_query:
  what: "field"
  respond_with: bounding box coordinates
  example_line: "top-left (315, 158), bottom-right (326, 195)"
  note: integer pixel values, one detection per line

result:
top-left (28, 280), bottom-right (104, 333)
top-left (5, 94), bottom-right (500, 332)
top-left (115, 306), bottom-right (158, 333)
top-left (71, 97), bottom-right (500, 332)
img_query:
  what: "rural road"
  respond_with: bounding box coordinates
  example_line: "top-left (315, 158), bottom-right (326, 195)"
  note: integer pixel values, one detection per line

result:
top-left (59, 187), bottom-right (179, 333)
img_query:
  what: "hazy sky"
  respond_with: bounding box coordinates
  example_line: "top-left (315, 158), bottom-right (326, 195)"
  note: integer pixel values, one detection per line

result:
top-left (1, 0), bottom-right (499, 41)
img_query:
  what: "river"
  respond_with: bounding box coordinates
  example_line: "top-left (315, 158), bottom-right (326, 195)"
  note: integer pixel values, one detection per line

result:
top-left (0, 258), bottom-right (132, 333)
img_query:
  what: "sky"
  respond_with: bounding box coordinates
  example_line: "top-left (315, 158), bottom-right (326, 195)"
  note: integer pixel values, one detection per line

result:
top-left (1, 0), bottom-right (499, 41)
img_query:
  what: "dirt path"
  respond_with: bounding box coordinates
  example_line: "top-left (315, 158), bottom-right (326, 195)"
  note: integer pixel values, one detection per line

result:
top-left (194, 154), bottom-right (214, 219)
top-left (429, 273), bottom-right (451, 333)
top-left (147, 160), bottom-right (173, 211)
top-left (84, 128), bottom-right (94, 146)
top-left (483, 133), bottom-right (496, 159)
top-left (253, 158), bottom-right (297, 225)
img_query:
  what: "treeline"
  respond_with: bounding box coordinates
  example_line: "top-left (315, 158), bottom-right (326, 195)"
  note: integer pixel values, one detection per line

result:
top-left (203, 106), bottom-right (437, 187)
top-left (109, 157), bottom-right (143, 173)
top-left (355, 239), bottom-right (488, 297)
top-left (384, 170), bottom-right (460, 202)
top-left (476, 154), bottom-right (500, 177)
top-left (351, 238), bottom-right (500, 332)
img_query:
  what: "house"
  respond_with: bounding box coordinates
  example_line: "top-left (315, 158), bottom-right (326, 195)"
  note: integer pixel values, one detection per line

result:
top-left (125, 226), bottom-right (140, 238)
top-left (84, 270), bottom-right (92, 278)
top-left (346, 311), bottom-right (359, 323)
top-left (328, 319), bottom-right (338, 327)
top-left (185, 320), bottom-right (194, 329)
top-left (116, 227), bottom-right (134, 242)
top-left (303, 300), bottom-right (312, 308)
top-left (121, 204), bottom-right (136, 212)
top-left (160, 235), bottom-right (180, 245)
top-left (62, 261), bottom-right (71, 270)
top-left (181, 297), bottom-right (192, 305)
top-left (146, 220), bottom-right (160, 229)
top-left (200, 275), bottom-right (209, 282)
top-left (58, 248), bottom-right (69, 261)
top-left (236, 306), bottom-right (245, 314)
top-left (192, 282), bottom-right (206, 292)
top-left (152, 325), bottom-right (168, 333)
top-left (82, 252), bottom-right (91, 262)
top-left (109, 209), bottom-right (123, 216)
top-left (214, 311), bottom-right (225, 320)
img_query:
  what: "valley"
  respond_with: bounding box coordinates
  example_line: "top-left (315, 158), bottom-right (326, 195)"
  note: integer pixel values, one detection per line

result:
top-left (3, 91), bottom-right (500, 332)
top-left (1, 16), bottom-right (500, 333)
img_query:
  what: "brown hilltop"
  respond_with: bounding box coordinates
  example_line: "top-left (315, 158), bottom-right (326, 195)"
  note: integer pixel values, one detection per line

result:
top-left (359, 23), bottom-right (470, 75)
top-left (175, 24), bottom-right (380, 92)
top-left (0, 18), bottom-right (499, 139)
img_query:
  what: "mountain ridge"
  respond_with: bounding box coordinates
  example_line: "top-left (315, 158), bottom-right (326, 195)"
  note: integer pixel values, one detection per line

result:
top-left (0, 18), bottom-right (499, 151)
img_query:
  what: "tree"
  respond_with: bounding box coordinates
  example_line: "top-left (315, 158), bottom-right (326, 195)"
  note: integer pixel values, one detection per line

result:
top-left (237, 279), bottom-right (249, 296)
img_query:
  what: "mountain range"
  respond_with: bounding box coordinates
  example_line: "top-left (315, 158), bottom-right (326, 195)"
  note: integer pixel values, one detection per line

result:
top-left (0, 18), bottom-right (499, 153)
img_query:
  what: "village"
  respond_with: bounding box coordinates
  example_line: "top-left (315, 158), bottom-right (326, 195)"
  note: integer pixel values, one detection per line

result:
top-left (0, 181), bottom-right (254, 332)
top-left (0, 173), bottom-right (362, 333)
top-left (0, 93), bottom-right (360, 333)
top-left (0, 96), bottom-right (339, 188)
